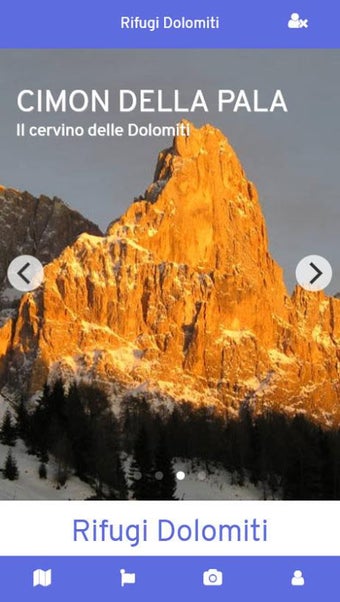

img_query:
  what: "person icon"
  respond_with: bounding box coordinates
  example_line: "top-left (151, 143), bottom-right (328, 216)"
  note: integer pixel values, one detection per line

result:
top-left (291, 570), bottom-right (305, 586)
top-left (288, 13), bottom-right (300, 28)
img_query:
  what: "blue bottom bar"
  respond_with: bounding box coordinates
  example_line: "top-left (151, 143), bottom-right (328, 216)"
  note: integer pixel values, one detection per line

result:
top-left (1, 556), bottom-right (337, 601)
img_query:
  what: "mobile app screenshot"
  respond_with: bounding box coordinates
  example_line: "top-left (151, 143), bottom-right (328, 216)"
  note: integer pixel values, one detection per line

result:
top-left (0, 0), bottom-right (339, 600)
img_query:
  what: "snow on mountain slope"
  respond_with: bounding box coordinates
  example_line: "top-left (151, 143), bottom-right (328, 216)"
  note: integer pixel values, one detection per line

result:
top-left (0, 440), bottom-right (268, 501)
top-left (174, 460), bottom-right (273, 501)
top-left (0, 439), bottom-right (94, 500)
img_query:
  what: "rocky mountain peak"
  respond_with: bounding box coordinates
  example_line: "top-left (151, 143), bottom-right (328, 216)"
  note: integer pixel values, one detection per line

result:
top-left (0, 186), bottom-right (102, 322)
top-left (109, 122), bottom-right (271, 277)
top-left (0, 124), bottom-right (339, 424)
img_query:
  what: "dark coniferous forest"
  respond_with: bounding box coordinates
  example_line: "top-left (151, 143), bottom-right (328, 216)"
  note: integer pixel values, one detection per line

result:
top-left (9, 380), bottom-right (340, 500)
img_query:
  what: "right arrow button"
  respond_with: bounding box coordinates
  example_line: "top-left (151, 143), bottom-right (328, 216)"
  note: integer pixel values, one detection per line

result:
top-left (309, 261), bottom-right (323, 285)
top-left (296, 255), bottom-right (333, 292)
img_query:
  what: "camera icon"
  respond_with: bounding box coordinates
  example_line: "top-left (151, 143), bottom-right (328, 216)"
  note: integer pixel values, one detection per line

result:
top-left (203, 569), bottom-right (223, 586)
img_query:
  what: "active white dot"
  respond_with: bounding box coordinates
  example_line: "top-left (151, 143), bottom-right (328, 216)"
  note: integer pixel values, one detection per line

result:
top-left (176, 470), bottom-right (186, 481)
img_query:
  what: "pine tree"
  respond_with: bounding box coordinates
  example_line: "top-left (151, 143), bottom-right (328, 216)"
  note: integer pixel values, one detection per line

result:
top-left (38, 449), bottom-right (49, 464)
top-left (153, 435), bottom-right (177, 500)
top-left (129, 426), bottom-right (155, 500)
top-left (106, 455), bottom-right (128, 500)
top-left (3, 450), bottom-right (19, 480)
top-left (16, 400), bottom-right (30, 443)
top-left (65, 383), bottom-right (94, 478)
top-left (91, 413), bottom-right (128, 499)
top-left (0, 410), bottom-right (17, 446)
top-left (39, 463), bottom-right (47, 479)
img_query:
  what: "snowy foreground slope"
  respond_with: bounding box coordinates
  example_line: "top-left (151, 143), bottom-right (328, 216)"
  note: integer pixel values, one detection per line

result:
top-left (0, 439), bottom-right (93, 501)
top-left (0, 399), bottom-right (93, 500)
top-left (0, 397), bottom-right (270, 501)
top-left (0, 440), bottom-right (266, 501)
top-left (175, 461), bottom-right (267, 501)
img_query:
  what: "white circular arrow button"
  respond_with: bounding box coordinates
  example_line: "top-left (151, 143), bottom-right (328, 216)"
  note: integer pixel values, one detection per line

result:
top-left (296, 255), bottom-right (333, 292)
top-left (7, 255), bottom-right (44, 292)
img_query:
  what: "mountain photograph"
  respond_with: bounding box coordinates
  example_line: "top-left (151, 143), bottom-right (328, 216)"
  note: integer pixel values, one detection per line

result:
top-left (0, 121), bottom-right (339, 500)
top-left (0, 50), bottom-right (339, 500)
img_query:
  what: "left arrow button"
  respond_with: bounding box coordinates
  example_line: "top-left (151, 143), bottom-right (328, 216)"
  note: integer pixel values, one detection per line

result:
top-left (7, 255), bottom-right (44, 292)
top-left (17, 262), bottom-right (31, 285)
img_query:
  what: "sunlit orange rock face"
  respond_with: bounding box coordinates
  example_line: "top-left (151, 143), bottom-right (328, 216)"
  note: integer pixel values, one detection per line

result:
top-left (0, 122), bottom-right (339, 423)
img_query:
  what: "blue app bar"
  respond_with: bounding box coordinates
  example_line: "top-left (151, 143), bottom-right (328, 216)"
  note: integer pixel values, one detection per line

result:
top-left (1, 556), bottom-right (339, 601)
top-left (0, 0), bottom-right (338, 48)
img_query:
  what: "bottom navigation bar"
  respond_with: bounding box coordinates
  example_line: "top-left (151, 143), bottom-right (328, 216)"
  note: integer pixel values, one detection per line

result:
top-left (0, 556), bottom-right (337, 601)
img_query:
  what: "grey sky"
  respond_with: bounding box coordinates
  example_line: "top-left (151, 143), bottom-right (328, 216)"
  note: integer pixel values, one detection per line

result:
top-left (0, 50), bottom-right (339, 293)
